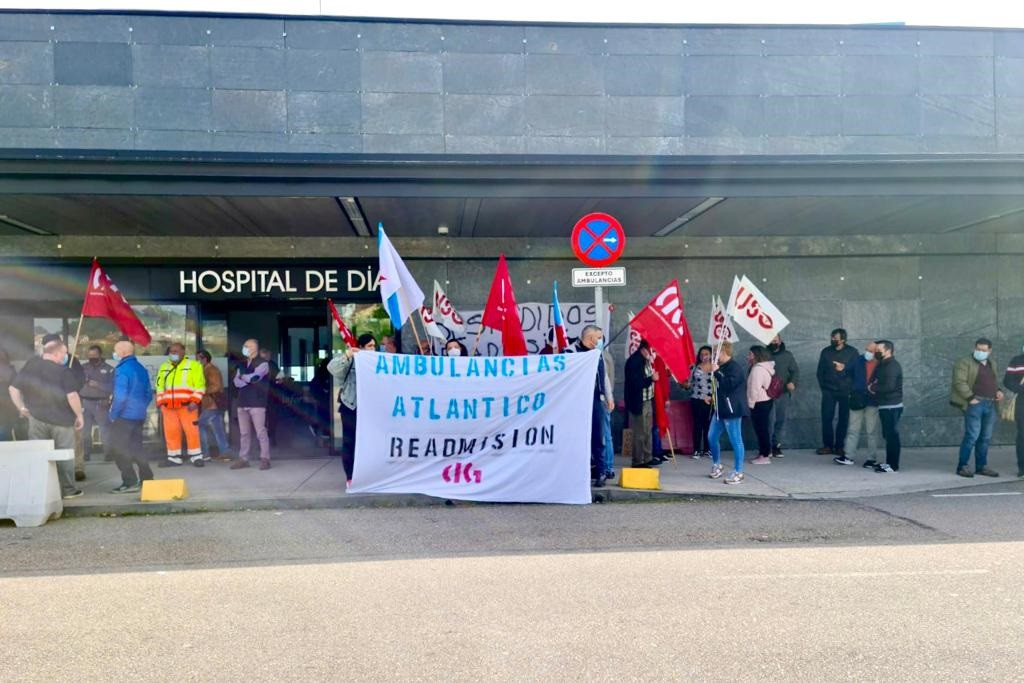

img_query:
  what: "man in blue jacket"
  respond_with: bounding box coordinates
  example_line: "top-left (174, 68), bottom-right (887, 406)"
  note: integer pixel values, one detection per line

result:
top-left (708, 342), bottom-right (750, 485)
top-left (108, 340), bottom-right (154, 493)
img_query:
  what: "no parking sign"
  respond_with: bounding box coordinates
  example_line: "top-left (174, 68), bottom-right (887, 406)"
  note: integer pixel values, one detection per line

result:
top-left (570, 213), bottom-right (626, 268)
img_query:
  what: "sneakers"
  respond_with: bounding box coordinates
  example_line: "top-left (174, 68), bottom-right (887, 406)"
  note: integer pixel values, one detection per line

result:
top-left (190, 455), bottom-right (205, 468)
top-left (816, 447), bottom-right (833, 455)
top-left (771, 445), bottom-right (784, 458)
top-left (62, 489), bottom-right (84, 499)
top-left (833, 456), bottom-right (855, 466)
top-left (259, 459), bottom-right (271, 471)
top-left (230, 459), bottom-right (250, 470)
top-left (691, 451), bottom-right (702, 460)
top-left (159, 456), bottom-right (183, 468)
top-left (956, 467), bottom-right (974, 478)
top-left (862, 459), bottom-right (878, 469)
top-left (977, 467), bottom-right (1000, 477)
top-left (110, 483), bottom-right (141, 494)
top-left (751, 455), bottom-right (772, 465)
top-left (875, 463), bottom-right (895, 473)
top-left (724, 471), bottom-right (745, 485)
top-left (709, 463), bottom-right (724, 479)
top-left (75, 471), bottom-right (86, 481)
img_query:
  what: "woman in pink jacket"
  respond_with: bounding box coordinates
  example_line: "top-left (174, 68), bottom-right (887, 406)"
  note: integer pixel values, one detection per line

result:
top-left (747, 345), bottom-right (776, 465)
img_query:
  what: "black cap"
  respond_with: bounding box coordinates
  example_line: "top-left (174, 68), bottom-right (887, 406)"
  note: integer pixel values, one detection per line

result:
top-left (41, 333), bottom-right (64, 346)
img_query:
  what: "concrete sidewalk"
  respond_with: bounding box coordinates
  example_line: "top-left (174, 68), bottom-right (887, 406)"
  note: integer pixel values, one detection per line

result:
top-left (61, 446), bottom-right (1024, 516)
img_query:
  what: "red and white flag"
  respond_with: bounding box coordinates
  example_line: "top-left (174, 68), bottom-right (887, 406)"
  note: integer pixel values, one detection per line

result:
top-left (628, 279), bottom-right (697, 383)
top-left (726, 275), bottom-right (790, 345)
top-left (327, 299), bottom-right (358, 347)
top-left (420, 306), bottom-right (446, 340)
top-left (481, 254), bottom-right (528, 356)
top-left (433, 280), bottom-right (465, 334)
top-left (625, 310), bottom-right (642, 360)
top-left (707, 295), bottom-right (739, 346)
top-left (81, 259), bottom-right (151, 347)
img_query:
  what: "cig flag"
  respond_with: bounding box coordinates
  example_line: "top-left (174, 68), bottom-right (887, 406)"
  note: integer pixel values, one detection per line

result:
top-left (377, 224), bottom-right (425, 330)
top-left (726, 275), bottom-right (790, 345)
top-left (433, 280), bottom-right (465, 335)
top-left (81, 258), bottom-right (152, 347)
top-left (481, 254), bottom-right (528, 356)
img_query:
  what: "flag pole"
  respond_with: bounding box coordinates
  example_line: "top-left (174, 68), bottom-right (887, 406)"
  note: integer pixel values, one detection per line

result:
top-left (409, 318), bottom-right (424, 355)
top-left (69, 257), bottom-right (97, 360)
top-left (417, 309), bottom-right (434, 355)
top-left (666, 427), bottom-right (677, 465)
top-left (469, 327), bottom-right (484, 357)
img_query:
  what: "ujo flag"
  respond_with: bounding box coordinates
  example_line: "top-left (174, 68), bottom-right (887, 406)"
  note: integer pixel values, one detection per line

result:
top-left (629, 279), bottom-right (697, 383)
top-left (481, 254), bottom-right (528, 356)
top-left (377, 224), bottom-right (425, 330)
top-left (420, 306), bottom-right (446, 340)
top-left (327, 299), bottom-right (358, 347)
top-left (707, 295), bottom-right (739, 345)
top-left (433, 281), bottom-right (465, 335)
top-left (726, 275), bottom-right (790, 345)
top-left (82, 259), bottom-right (151, 347)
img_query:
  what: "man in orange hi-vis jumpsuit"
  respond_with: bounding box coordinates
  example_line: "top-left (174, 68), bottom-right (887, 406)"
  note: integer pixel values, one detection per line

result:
top-left (155, 341), bottom-right (206, 468)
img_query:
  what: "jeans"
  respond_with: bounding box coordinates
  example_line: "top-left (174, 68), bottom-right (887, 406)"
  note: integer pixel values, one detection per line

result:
top-left (1015, 397), bottom-right (1024, 476)
top-left (820, 389), bottom-right (851, 450)
top-left (878, 407), bottom-right (903, 471)
top-left (601, 404), bottom-right (614, 475)
top-left (81, 398), bottom-right (110, 459)
top-left (957, 400), bottom-right (997, 471)
top-left (109, 418), bottom-right (153, 486)
top-left (198, 408), bottom-right (231, 457)
top-left (28, 417), bottom-right (77, 494)
top-left (340, 403), bottom-right (356, 481)
top-left (237, 406), bottom-right (270, 462)
top-left (709, 415), bottom-right (745, 473)
top-left (770, 392), bottom-right (791, 449)
top-left (844, 406), bottom-right (879, 461)
top-left (630, 402), bottom-right (653, 466)
top-left (690, 398), bottom-right (712, 454)
top-left (751, 400), bottom-right (774, 457)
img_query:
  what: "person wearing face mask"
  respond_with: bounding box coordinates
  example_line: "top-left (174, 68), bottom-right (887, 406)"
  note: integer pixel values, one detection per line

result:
top-left (231, 338), bottom-right (272, 471)
top-left (155, 341), bottom-right (206, 468)
top-left (107, 340), bottom-right (154, 493)
top-left (9, 334), bottom-right (85, 498)
top-left (444, 340), bottom-right (469, 357)
top-left (328, 333), bottom-right (377, 485)
top-left (747, 345), bottom-right (776, 465)
top-left (768, 334), bottom-right (799, 457)
top-left (567, 325), bottom-right (610, 487)
top-left (868, 340), bottom-right (903, 473)
top-left (625, 339), bottom-right (657, 469)
top-left (816, 328), bottom-right (859, 456)
top-left (685, 345), bottom-right (715, 459)
top-left (835, 342), bottom-right (881, 467)
top-left (707, 341), bottom-right (749, 485)
top-left (79, 344), bottom-right (115, 462)
top-left (1002, 345), bottom-right (1024, 479)
top-left (950, 338), bottom-right (1003, 478)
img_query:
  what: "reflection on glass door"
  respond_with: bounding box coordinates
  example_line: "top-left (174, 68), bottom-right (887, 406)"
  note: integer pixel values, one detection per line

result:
top-left (281, 318), bottom-right (329, 383)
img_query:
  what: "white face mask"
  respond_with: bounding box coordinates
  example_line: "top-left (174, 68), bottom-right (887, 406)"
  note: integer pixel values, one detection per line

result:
top-left (447, 348), bottom-right (462, 357)
top-left (242, 346), bottom-right (252, 358)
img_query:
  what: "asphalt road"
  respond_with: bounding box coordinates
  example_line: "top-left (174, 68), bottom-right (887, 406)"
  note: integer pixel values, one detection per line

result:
top-left (3, 488), bottom-right (1024, 681)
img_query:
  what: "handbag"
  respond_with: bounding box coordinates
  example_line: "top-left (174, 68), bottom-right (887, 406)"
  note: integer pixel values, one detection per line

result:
top-left (999, 393), bottom-right (1017, 422)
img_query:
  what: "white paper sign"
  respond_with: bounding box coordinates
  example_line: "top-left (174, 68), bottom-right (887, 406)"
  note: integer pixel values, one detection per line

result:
top-left (435, 302), bottom-right (612, 356)
top-left (349, 350), bottom-right (601, 504)
top-left (726, 275), bottom-right (790, 345)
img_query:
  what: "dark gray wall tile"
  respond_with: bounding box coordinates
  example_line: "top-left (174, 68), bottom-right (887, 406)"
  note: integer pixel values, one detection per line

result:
top-left (606, 55), bottom-right (684, 96)
top-left (210, 131), bottom-right (290, 152)
top-left (444, 95), bottom-right (524, 136)
top-left (284, 20), bottom-right (359, 50)
top-left (524, 95), bottom-right (604, 136)
top-left (837, 135), bottom-right (923, 153)
top-left (212, 90), bottom-right (286, 132)
top-left (54, 42), bottom-right (130, 86)
top-left (524, 26), bottom-right (606, 55)
top-left (918, 30), bottom-right (993, 56)
top-left (606, 96), bottom-right (685, 136)
top-left (524, 135), bottom-right (604, 154)
top-left (683, 28), bottom-right (765, 55)
top-left (0, 85), bottom-right (52, 127)
top-left (997, 98), bottom-right (1024, 138)
top-left (681, 136), bottom-right (765, 154)
top-left (287, 91), bottom-right (360, 133)
top-left (55, 127), bottom-right (133, 148)
top-left (54, 85), bottom-right (133, 129)
top-left (362, 133), bottom-right (444, 153)
top-left (761, 29), bottom-right (840, 56)
top-left (208, 17), bottom-right (284, 47)
top-left (211, 47), bottom-right (285, 90)
top-left (135, 129), bottom-right (212, 150)
top-left (0, 126), bottom-right (55, 146)
top-left (682, 56), bottom-right (763, 96)
top-left (361, 51), bottom-right (441, 93)
top-left (604, 28), bottom-right (684, 55)
top-left (995, 58), bottom-right (1024, 96)
top-left (919, 56), bottom-right (993, 95)
top-left (763, 97), bottom-right (841, 136)
top-left (0, 42), bottom-right (52, 84)
top-left (606, 136), bottom-right (685, 155)
top-left (444, 135), bottom-right (525, 154)
top-left (130, 15), bottom-right (210, 45)
top-left (761, 136), bottom-right (846, 154)
top-left (285, 49), bottom-right (359, 92)
top-left (131, 45), bottom-right (208, 88)
top-left (361, 93), bottom-right (442, 134)
top-left (841, 96), bottom-right (920, 136)
top-left (920, 95), bottom-right (994, 137)
top-left (525, 54), bottom-right (603, 96)
top-left (686, 96), bottom-right (763, 137)
top-left (839, 29), bottom-right (920, 55)
top-left (842, 55), bottom-right (918, 95)
top-left (135, 87), bottom-right (211, 131)
top-left (443, 53), bottom-right (523, 94)
top-left (994, 31), bottom-right (1024, 58)
top-left (441, 25), bottom-right (524, 53)
top-left (842, 300), bottom-right (921, 338)
top-left (762, 56), bottom-right (841, 96)
top-left (51, 14), bottom-right (130, 42)
top-left (358, 22), bottom-right (442, 52)
top-left (287, 132), bottom-right (361, 153)
top-left (0, 13), bottom-right (54, 42)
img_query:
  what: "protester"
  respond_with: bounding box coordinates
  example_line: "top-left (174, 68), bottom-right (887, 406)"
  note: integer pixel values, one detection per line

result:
top-left (444, 339), bottom-right (469, 357)
top-left (0, 348), bottom-right (17, 441)
top-left (747, 345), bottom-right (776, 465)
top-left (107, 340), bottom-right (154, 493)
top-left (381, 335), bottom-right (398, 354)
top-left (328, 333), bottom-right (376, 484)
top-left (816, 328), bottom-right (859, 456)
top-left (768, 334), bottom-right (799, 457)
top-left (868, 340), bottom-right (903, 473)
top-left (417, 338), bottom-right (433, 355)
top-left (707, 342), bottom-right (748, 484)
top-left (9, 334), bottom-right (84, 498)
top-left (231, 338), bottom-right (272, 470)
top-left (601, 342), bottom-right (617, 480)
top-left (196, 350), bottom-right (233, 463)
top-left (835, 342), bottom-right (879, 467)
top-left (685, 345), bottom-right (714, 459)
top-left (625, 339), bottom-right (656, 469)
top-left (1002, 347), bottom-right (1024, 479)
top-left (950, 338), bottom-right (1003, 478)
top-left (539, 328), bottom-right (558, 355)
top-left (155, 341), bottom-right (206, 468)
top-left (80, 344), bottom-right (115, 462)
top-left (567, 325), bottom-right (609, 487)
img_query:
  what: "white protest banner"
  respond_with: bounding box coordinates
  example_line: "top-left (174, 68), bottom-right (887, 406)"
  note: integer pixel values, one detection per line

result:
top-left (436, 302), bottom-right (612, 356)
top-left (707, 295), bottom-right (739, 345)
top-left (726, 275), bottom-right (790, 345)
top-left (349, 351), bottom-right (601, 504)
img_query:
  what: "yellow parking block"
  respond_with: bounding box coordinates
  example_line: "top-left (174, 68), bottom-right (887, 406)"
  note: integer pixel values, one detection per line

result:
top-left (620, 467), bottom-right (660, 491)
top-left (140, 479), bottom-right (189, 502)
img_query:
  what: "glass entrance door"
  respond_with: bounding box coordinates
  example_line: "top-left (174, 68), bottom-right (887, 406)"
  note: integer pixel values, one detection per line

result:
top-left (281, 317), bottom-right (329, 383)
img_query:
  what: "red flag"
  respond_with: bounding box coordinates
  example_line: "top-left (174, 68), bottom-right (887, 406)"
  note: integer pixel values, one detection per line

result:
top-left (327, 299), bottom-right (358, 347)
top-left (652, 354), bottom-right (670, 436)
top-left (81, 259), bottom-right (151, 347)
top-left (481, 254), bottom-right (528, 356)
top-left (629, 279), bottom-right (697, 384)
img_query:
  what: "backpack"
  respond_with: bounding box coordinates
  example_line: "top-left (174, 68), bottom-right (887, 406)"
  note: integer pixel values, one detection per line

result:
top-left (766, 374), bottom-right (785, 400)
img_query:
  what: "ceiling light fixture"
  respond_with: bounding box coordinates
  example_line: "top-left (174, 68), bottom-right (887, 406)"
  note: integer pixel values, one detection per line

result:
top-left (336, 197), bottom-right (372, 237)
top-left (0, 214), bottom-right (52, 235)
top-left (654, 197), bottom-right (725, 237)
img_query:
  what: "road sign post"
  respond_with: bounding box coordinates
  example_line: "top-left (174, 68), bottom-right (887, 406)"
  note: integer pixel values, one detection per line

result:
top-left (571, 213), bottom-right (626, 338)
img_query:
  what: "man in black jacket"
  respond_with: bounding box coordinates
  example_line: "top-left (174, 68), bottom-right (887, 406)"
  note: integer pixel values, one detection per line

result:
top-left (1003, 349), bottom-right (1024, 478)
top-left (708, 342), bottom-right (749, 485)
top-left (868, 340), bottom-right (903, 473)
top-left (567, 325), bottom-right (609, 487)
top-left (816, 328), bottom-right (859, 456)
top-left (768, 334), bottom-right (799, 457)
top-left (625, 339), bottom-right (657, 469)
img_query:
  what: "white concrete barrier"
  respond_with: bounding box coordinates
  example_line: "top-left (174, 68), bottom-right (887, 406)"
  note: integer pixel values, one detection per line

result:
top-left (0, 441), bottom-right (75, 527)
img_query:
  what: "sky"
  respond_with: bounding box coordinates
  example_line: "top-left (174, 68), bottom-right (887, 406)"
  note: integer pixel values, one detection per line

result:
top-left (1, 0), bottom-right (1023, 29)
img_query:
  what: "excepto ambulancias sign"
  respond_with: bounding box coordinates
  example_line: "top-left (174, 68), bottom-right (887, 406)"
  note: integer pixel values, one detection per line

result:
top-left (177, 266), bottom-right (380, 297)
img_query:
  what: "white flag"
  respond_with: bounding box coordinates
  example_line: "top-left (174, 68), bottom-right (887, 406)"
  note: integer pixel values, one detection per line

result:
top-left (725, 274), bottom-right (789, 345)
top-left (419, 306), bottom-right (446, 340)
top-left (378, 225), bottom-right (425, 329)
top-left (707, 295), bottom-right (739, 345)
top-left (432, 280), bottom-right (465, 334)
